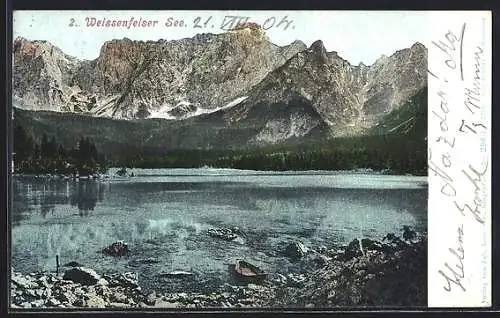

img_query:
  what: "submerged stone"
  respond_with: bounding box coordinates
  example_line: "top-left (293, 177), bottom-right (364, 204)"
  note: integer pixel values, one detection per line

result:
top-left (63, 267), bottom-right (103, 286)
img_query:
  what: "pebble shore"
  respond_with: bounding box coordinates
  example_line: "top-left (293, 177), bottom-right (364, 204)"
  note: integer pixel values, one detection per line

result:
top-left (10, 229), bottom-right (426, 309)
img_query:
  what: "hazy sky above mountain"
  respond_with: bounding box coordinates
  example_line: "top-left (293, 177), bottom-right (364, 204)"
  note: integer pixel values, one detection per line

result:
top-left (13, 10), bottom-right (429, 65)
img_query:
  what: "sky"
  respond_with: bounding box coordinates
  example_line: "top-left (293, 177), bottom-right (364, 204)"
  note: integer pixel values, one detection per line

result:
top-left (13, 10), bottom-right (430, 65)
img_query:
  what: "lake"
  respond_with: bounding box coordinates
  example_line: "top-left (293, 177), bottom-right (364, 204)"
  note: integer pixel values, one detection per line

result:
top-left (11, 168), bottom-right (427, 293)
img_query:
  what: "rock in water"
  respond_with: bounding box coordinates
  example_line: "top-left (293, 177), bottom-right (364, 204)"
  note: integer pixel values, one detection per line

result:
top-left (317, 245), bottom-right (328, 254)
top-left (360, 238), bottom-right (385, 252)
top-left (62, 267), bottom-right (104, 286)
top-left (207, 228), bottom-right (238, 241)
top-left (103, 241), bottom-right (129, 256)
top-left (402, 226), bottom-right (417, 241)
top-left (161, 271), bottom-right (194, 278)
top-left (106, 272), bottom-right (139, 288)
top-left (284, 242), bottom-right (308, 259)
top-left (63, 261), bottom-right (84, 267)
top-left (343, 239), bottom-right (364, 260)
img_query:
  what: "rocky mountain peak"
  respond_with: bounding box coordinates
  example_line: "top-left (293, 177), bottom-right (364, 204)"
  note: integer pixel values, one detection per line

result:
top-left (230, 21), bottom-right (266, 37)
top-left (410, 42), bottom-right (426, 52)
top-left (13, 37), bottom-right (75, 62)
top-left (309, 40), bottom-right (326, 53)
top-left (12, 33), bottom-right (427, 145)
top-left (99, 38), bottom-right (138, 55)
top-left (307, 40), bottom-right (331, 65)
top-left (291, 40), bottom-right (307, 48)
top-left (373, 54), bottom-right (389, 65)
top-left (13, 32), bottom-right (308, 119)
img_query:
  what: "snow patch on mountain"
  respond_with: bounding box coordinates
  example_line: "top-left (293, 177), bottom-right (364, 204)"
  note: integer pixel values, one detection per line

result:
top-left (191, 96), bottom-right (249, 117)
top-left (148, 96), bottom-right (248, 120)
top-left (148, 102), bottom-right (183, 120)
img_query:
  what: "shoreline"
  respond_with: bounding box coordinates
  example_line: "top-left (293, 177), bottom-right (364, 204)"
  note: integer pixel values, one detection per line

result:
top-left (10, 229), bottom-right (427, 309)
top-left (12, 169), bottom-right (429, 179)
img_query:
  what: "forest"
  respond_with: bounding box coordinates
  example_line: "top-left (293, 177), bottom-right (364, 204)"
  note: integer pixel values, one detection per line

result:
top-left (13, 124), bottom-right (108, 176)
top-left (113, 133), bottom-right (426, 175)
top-left (13, 122), bottom-right (426, 176)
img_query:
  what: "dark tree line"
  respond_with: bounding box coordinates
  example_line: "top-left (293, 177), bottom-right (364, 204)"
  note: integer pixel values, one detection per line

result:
top-left (13, 111), bottom-right (426, 176)
top-left (203, 135), bottom-right (426, 175)
top-left (109, 134), bottom-right (426, 175)
top-left (13, 123), bottom-right (425, 175)
top-left (13, 124), bottom-right (108, 175)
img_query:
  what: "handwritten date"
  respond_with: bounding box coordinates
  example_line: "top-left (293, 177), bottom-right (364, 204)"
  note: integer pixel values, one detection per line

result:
top-left (184, 15), bottom-right (295, 31)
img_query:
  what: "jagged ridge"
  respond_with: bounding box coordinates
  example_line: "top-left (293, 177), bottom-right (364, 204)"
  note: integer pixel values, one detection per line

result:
top-left (13, 32), bottom-right (307, 120)
top-left (12, 31), bottom-right (427, 147)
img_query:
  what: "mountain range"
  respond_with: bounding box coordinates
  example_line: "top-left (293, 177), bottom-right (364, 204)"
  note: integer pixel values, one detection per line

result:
top-left (12, 24), bottom-right (427, 155)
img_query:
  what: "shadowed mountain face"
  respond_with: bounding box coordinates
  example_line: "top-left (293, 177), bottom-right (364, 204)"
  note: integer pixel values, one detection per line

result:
top-left (12, 26), bottom-right (427, 150)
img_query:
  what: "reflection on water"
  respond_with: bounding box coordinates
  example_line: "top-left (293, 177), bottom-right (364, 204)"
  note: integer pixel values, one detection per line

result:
top-left (13, 179), bottom-right (106, 222)
top-left (69, 181), bottom-right (105, 215)
top-left (11, 171), bottom-right (427, 293)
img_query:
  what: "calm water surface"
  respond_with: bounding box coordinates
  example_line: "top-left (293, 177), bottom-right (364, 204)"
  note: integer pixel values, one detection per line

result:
top-left (11, 168), bottom-right (427, 292)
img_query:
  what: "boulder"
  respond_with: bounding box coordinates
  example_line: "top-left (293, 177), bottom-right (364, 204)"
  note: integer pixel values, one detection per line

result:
top-left (55, 290), bottom-right (77, 305)
top-left (111, 292), bottom-right (128, 303)
top-left (231, 226), bottom-right (244, 235)
top-left (360, 238), bottom-right (385, 252)
top-left (37, 276), bottom-right (51, 288)
top-left (308, 253), bottom-right (331, 266)
top-left (73, 298), bottom-right (85, 307)
top-left (103, 241), bottom-right (129, 257)
top-left (30, 299), bottom-right (45, 308)
top-left (63, 261), bottom-right (84, 267)
top-left (284, 242), bottom-right (308, 259)
top-left (21, 302), bottom-right (32, 309)
top-left (343, 239), bottom-right (363, 260)
top-left (317, 245), bottom-right (328, 254)
top-left (85, 294), bottom-right (106, 308)
top-left (286, 273), bottom-right (306, 287)
top-left (46, 298), bottom-right (61, 307)
top-left (383, 233), bottom-right (407, 250)
top-left (62, 267), bottom-right (103, 286)
top-left (232, 236), bottom-right (245, 245)
top-left (12, 276), bottom-right (36, 289)
top-left (275, 273), bottom-right (287, 284)
top-left (107, 272), bottom-right (139, 288)
top-left (145, 291), bottom-right (157, 306)
top-left (402, 226), bottom-right (417, 242)
top-left (160, 271), bottom-right (194, 279)
top-left (207, 228), bottom-right (238, 241)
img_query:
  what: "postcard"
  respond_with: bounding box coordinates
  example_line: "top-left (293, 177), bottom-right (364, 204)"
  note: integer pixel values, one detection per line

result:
top-left (9, 10), bottom-right (491, 311)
